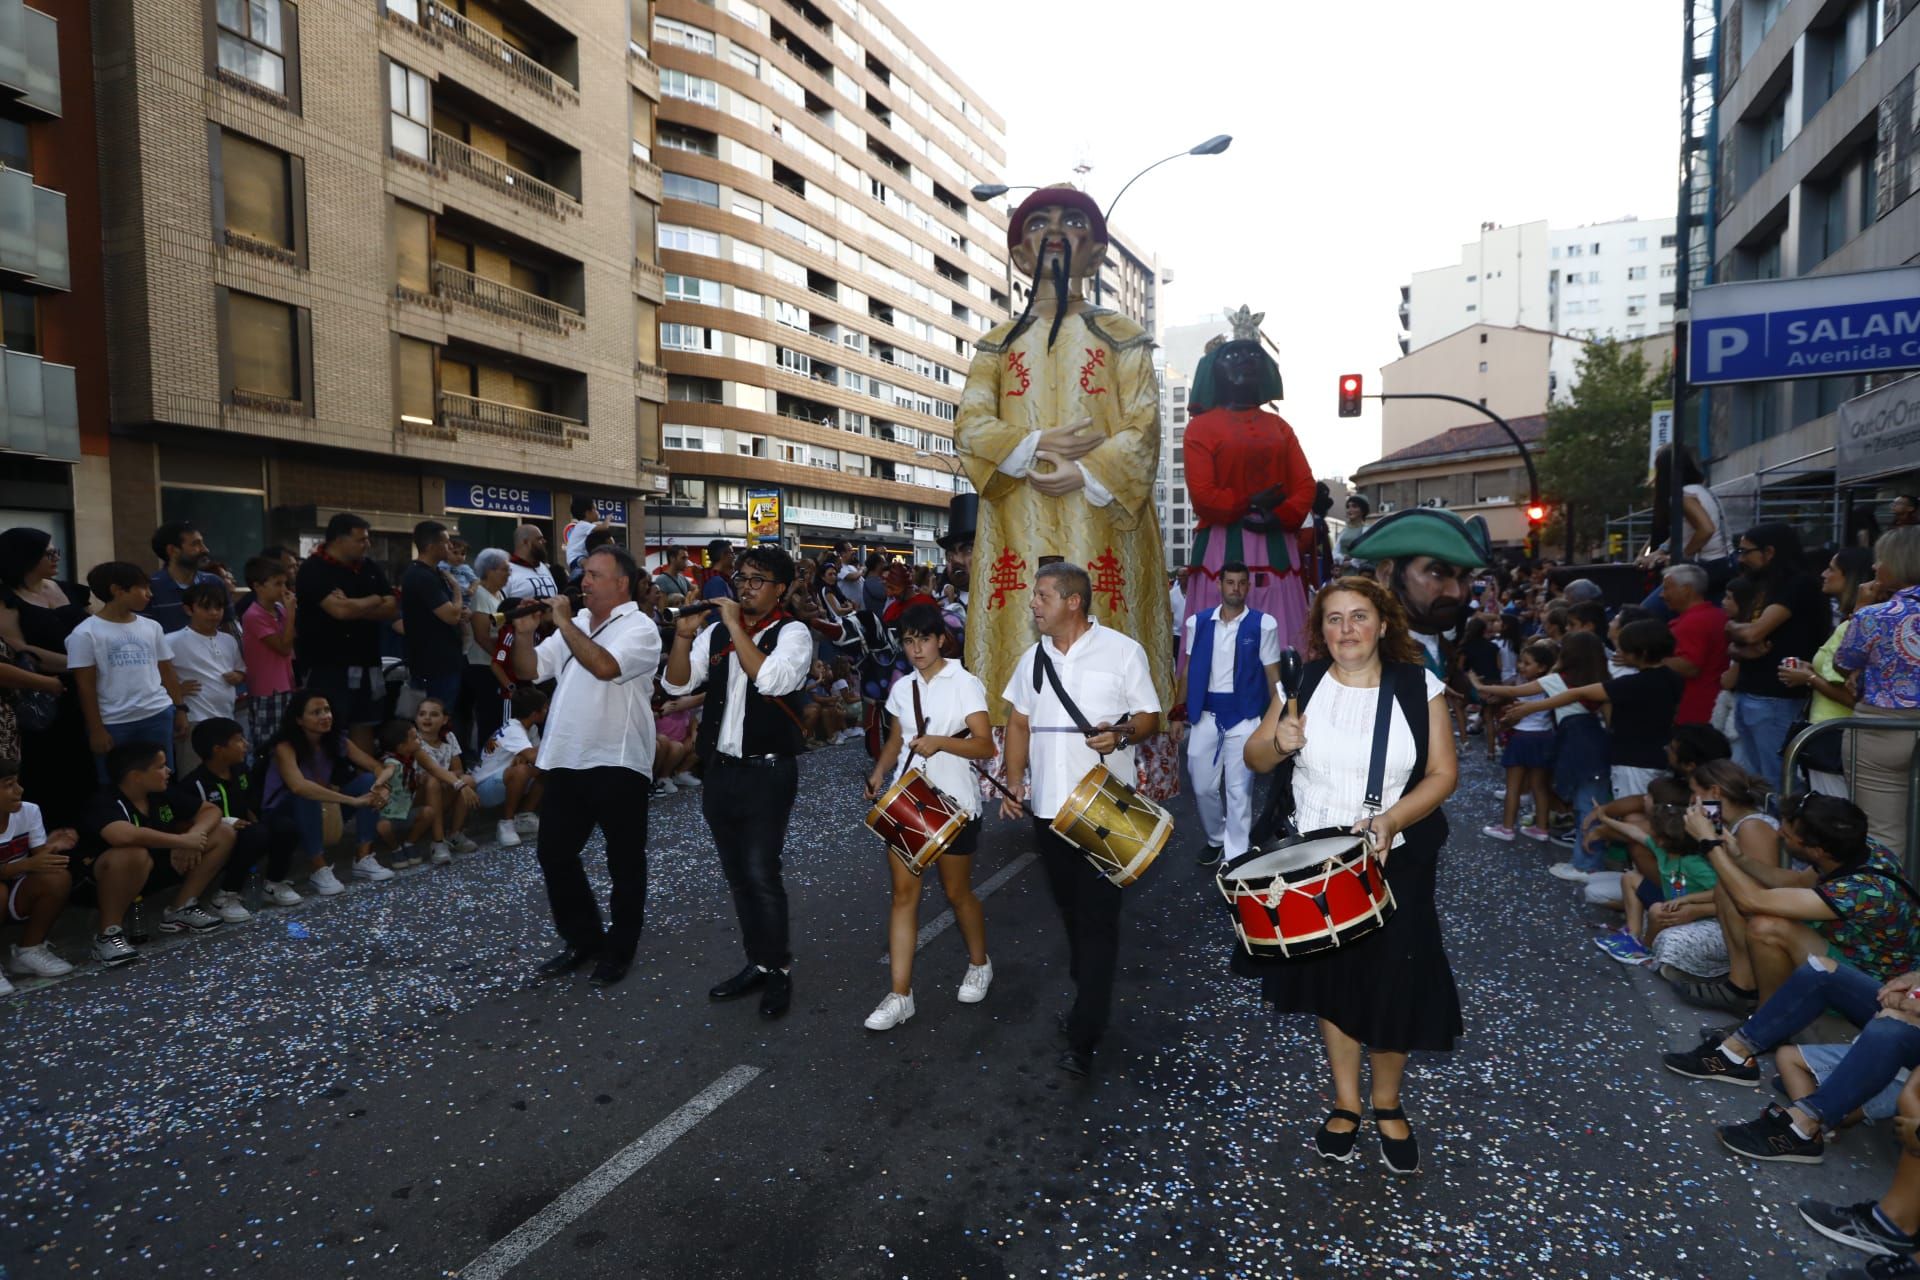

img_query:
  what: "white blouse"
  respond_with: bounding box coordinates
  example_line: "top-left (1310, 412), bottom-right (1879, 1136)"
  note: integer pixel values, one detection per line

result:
top-left (1289, 669), bottom-right (1445, 847)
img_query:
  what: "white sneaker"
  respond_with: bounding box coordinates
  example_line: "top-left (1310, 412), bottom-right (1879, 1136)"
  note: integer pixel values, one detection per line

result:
top-left (0, 971), bottom-right (14, 995)
top-left (309, 865), bottom-right (345, 897)
top-left (839, 727), bottom-right (864, 743)
top-left (958, 960), bottom-right (993, 1004)
top-left (672, 772), bottom-right (702, 789)
top-left (160, 900), bottom-right (222, 933)
top-left (351, 855), bottom-right (394, 883)
top-left (448, 833), bottom-right (479, 854)
top-left (1547, 862), bottom-right (1592, 882)
top-left (864, 990), bottom-right (915, 1030)
top-left (431, 841), bottom-right (453, 866)
top-left (209, 891), bottom-right (253, 923)
top-left (495, 819), bottom-right (523, 847)
top-left (9, 942), bottom-right (73, 978)
top-left (514, 812), bottom-right (540, 835)
top-left (653, 778), bottom-right (679, 796)
top-left (263, 879), bottom-right (303, 907)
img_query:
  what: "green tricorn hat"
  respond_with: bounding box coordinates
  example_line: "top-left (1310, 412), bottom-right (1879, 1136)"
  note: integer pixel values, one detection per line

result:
top-left (1347, 507), bottom-right (1491, 570)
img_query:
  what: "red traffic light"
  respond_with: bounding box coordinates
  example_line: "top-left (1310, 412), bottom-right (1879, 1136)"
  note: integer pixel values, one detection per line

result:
top-left (1337, 374), bottom-right (1363, 418)
top-left (1526, 503), bottom-right (1547, 523)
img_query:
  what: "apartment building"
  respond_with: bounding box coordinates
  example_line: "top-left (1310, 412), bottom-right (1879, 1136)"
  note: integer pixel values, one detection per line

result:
top-left (646, 0), bottom-right (1010, 565)
top-left (1, 0), bottom-right (104, 566)
top-left (1152, 357), bottom-right (1190, 569)
top-left (92, 0), bottom-right (666, 567)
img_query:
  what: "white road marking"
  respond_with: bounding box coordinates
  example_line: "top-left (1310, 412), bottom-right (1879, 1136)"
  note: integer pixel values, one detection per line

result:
top-left (882, 850), bottom-right (1037, 960)
top-left (457, 1065), bottom-right (763, 1279)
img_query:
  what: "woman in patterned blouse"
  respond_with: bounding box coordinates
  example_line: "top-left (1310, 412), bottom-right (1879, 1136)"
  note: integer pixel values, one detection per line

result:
top-left (1834, 526), bottom-right (1920, 863)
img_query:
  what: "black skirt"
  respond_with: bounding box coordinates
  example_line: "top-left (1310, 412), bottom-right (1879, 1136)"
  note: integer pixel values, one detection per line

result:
top-left (1234, 810), bottom-right (1464, 1053)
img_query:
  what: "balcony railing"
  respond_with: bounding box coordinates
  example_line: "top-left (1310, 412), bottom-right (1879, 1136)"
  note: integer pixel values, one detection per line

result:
top-left (431, 131), bottom-right (582, 221)
top-left (0, 0), bottom-right (61, 118)
top-left (0, 347), bottom-right (79, 462)
top-left (427, 3), bottom-right (578, 107)
top-left (430, 260), bottom-right (582, 334)
top-left (438, 390), bottom-right (586, 445)
top-left (0, 167), bottom-right (69, 291)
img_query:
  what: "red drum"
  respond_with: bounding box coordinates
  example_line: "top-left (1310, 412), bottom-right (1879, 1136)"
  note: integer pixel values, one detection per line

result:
top-left (865, 768), bottom-right (967, 877)
top-left (1215, 828), bottom-right (1395, 959)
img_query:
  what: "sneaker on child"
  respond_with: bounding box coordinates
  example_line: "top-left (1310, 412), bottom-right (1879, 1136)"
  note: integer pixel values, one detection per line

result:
top-left (209, 891), bottom-right (252, 923)
top-left (864, 990), bottom-right (915, 1030)
top-left (263, 879), bottom-right (303, 907)
top-left (93, 927), bottom-right (139, 965)
top-left (350, 856), bottom-right (394, 883)
top-left (160, 900), bottom-right (222, 933)
top-left (309, 865), bottom-right (346, 896)
top-left (958, 960), bottom-right (993, 1003)
top-left (9, 942), bottom-right (73, 978)
top-left (495, 820), bottom-right (523, 847)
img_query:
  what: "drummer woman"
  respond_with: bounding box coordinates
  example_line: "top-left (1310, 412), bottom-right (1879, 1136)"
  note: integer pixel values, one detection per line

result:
top-left (1243, 575), bottom-right (1461, 1174)
top-left (862, 604), bottom-right (995, 1032)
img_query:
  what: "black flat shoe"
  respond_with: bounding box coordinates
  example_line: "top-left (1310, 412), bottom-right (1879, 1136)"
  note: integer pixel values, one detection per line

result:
top-left (709, 965), bottom-right (767, 1001)
top-left (1198, 843), bottom-right (1223, 866)
top-left (535, 945), bottom-right (600, 980)
top-left (1056, 1048), bottom-right (1091, 1078)
top-left (1314, 1108), bottom-right (1363, 1163)
top-left (758, 968), bottom-right (791, 1020)
top-left (589, 956), bottom-right (631, 986)
top-left (1374, 1105), bottom-right (1420, 1175)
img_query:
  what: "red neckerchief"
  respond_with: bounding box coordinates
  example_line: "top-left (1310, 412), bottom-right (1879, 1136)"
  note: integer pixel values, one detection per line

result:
top-left (509, 554), bottom-right (540, 569)
top-left (712, 609), bottom-right (792, 662)
top-left (313, 548), bottom-right (368, 575)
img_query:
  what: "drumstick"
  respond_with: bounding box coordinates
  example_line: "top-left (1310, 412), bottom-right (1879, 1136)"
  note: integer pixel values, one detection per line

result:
top-left (1278, 648), bottom-right (1303, 719)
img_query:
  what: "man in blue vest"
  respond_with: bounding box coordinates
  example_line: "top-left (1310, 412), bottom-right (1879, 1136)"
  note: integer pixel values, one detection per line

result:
top-left (1171, 562), bottom-right (1280, 866)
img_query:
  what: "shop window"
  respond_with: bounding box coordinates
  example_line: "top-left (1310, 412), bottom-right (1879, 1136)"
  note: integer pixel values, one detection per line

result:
top-left (163, 485), bottom-right (266, 566)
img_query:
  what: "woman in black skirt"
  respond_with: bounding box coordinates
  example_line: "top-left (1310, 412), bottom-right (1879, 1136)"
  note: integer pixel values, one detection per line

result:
top-left (1243, 576), bottom-right (1461, 1173)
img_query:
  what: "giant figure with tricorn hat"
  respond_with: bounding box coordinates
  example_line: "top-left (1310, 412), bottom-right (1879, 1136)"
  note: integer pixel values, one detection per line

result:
top-left (1347, 506), bottom-right (1493, 681)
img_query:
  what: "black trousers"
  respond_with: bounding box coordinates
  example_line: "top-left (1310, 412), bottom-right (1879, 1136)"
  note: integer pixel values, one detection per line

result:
top-left (222, 818), bottom-right (295, 890)
top-left (534, 767), bottom-right (652, 960)
top-left (704, 755), bottom-right (798, 970)
top-left (1034, 817), bottom-right (1124, 1055)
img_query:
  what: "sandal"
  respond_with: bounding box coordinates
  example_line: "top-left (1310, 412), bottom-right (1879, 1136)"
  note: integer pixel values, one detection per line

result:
top-left (1374, 1105), bottom-right (1420, 1175)
top-left (1314, 1108), bottom-right (1363, 1163)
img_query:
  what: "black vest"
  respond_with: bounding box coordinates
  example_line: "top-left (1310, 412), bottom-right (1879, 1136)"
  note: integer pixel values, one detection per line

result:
top-left (694, 616), bottom-right (809, 758)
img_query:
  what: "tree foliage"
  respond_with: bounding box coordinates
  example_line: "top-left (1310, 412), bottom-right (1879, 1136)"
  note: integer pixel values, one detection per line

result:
top-left (1540, 339), bottom-right (1672, 542)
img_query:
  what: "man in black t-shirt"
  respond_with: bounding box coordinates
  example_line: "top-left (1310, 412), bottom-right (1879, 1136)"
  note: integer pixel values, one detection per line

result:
top-left (1726, 525), bottom-right (1833, 784)
top-left (399, 520), bottom-right (470, 713)
top-left (294, 512), bottom-right (398, 753)
top-left (76, 741), bottom-right (235, 965)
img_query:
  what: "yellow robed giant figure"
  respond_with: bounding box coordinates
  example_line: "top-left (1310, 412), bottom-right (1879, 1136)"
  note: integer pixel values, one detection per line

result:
top-left (956, 185), bottom-right (1173, 723)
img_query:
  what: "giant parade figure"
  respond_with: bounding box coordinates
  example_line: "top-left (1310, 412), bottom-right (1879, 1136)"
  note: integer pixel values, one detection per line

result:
top-left (1179, 306), bottom-right (1316, 652)
top-left (956, 185), bottom-right (1174, 726)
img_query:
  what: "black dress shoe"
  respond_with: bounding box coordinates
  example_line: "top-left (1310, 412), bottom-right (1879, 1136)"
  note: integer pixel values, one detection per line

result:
top-left (1057, 1048), bottom-right (1091, 1078)
top-left (759, 968), bottom-right (791, 1020)
top-left (589, 956), bottom-right (631, 986)
top-left (1199, 843), bottom-right (1223, 865)
top-left (535, 944), bottom-right (600, 980)
top-left (709, 964), bottom-right (767, 1001)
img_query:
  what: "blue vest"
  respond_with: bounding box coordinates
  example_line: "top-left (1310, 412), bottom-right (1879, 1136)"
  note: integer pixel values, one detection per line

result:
top-left (1187, 606), bottom-right (1271, 730)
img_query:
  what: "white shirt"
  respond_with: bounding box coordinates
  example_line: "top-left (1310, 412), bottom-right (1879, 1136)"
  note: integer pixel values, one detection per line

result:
top-left (476, 718), bottom-right (539, 783)
top-left (65, 614), bottom-right (175, 723)
top-left (466, 584), bottom-right (501, 665)
top-left (530, 602), bottom-right (661, 774)
top-left (885, 660), bottom-right (990, 817)
top-left (168, 625), bottom-right (242, 722)
top-left (503, 559), bottom-right (559, 601)
top-left (996, 431), bottom-right (1115, 507)
top-left (1, 802), bottom-right (46, 862)
top-left (1686, 483), bottom-right (1730, 559)
top-left (562, 520), bottom-right (594, 572)
top-left (1003, 619), bottom-right (1159, 820)
top-left (1534, 672), bottom-right (1591, 726)
top-left (661, 612), bottom-right (814, 757)
top-left (1181, 607), bottom-right (1281, 697)
top-left (1291, 669), bottom-right (1446, 848)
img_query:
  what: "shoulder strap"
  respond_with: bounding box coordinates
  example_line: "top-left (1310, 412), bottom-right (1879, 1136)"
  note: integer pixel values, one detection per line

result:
top-left (911, 678), bottom-right (926, 738)
top-left (1033, 645), bottom-right (1096, 736)
top-left (1362, 666), bottom-right (1398, 813)
top-left (1295, 657), bottom-right (1332, 711)
top-left (1392, 662), bottom-right (1431, 784)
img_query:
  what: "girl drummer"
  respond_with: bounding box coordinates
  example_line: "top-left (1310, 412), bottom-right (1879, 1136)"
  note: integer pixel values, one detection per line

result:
top-left (862, 604), bottom-right (995, 1031)
top-left (1242, 575), bottom-right (1461, 1174)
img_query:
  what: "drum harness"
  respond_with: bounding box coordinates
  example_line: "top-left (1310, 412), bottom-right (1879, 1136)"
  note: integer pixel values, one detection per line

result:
top-left (1029, 646), bottom-right (1141, 841)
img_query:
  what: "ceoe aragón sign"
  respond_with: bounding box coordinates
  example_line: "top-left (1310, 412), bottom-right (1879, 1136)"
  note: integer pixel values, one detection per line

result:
top-left (443, 474), bottom-right (552, 518)
top-left (1688, 267), bottom-right (1920, 386)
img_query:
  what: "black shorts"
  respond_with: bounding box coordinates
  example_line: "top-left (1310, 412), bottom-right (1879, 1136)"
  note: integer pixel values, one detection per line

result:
top-left (306, 664), bottom-right (387, 727)
top-left (946, 817), bottom-right (980, 858)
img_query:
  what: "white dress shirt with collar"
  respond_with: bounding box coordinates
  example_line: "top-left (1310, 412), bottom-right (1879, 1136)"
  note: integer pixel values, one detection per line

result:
top-left (661, 612), bottom-right (814, 757)
top-left (531, 601), bottom-right (660, 774)
top-left (884, 660), bottom-right (990, 817)
top-left (1181, 608), bottom-right (1282, 695)
top-left (1002, 619), bottom-right (1159, 820)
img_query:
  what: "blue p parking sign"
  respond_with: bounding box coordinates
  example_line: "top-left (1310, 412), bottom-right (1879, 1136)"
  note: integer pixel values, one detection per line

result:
top-left (1688, 268), bottom-right (1920, 386)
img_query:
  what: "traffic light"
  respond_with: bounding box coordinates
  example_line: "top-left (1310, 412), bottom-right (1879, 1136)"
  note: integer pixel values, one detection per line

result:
top-left (1338, 374), bottom-right (1363, 417)
top-left (1525, 502), bottom-right (1547, 525)
top-left (1608, 532), bottom-right (1625, 558)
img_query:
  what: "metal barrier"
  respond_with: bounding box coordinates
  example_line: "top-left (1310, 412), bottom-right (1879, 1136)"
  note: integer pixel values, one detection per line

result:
top-left (1780, 716), bottom-right (1920, 879)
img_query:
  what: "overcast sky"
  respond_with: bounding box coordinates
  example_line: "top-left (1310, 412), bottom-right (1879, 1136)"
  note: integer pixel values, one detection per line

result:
top-left (889, 0), bottom-right (1683, 479)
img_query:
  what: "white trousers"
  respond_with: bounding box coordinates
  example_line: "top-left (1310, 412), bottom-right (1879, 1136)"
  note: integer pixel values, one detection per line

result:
top-left (1186, 711), bottom-right (1258, 859)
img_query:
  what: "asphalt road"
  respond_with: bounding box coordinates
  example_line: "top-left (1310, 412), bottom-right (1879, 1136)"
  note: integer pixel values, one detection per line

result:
top-left (0, 744), bottom-right (1903, 1279)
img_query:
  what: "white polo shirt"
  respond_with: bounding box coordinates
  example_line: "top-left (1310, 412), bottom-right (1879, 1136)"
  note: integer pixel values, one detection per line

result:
top-left (884, 660), bottom-right (990, 817)
top-left (531, 602), bottom-right (660, 775)
top-left (1003, 619), bottom-right (1159, 821)
top-left (660, 613), bottom-right (813, 757)
top-left (1180, 607), bottom-right (1281, 697)
top-left (503, 558), bottom-right (559, 601)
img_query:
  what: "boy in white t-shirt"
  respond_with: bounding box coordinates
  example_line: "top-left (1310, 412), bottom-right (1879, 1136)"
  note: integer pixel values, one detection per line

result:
top-left (860, 603), bottom-right (995, 1032)
top-left (474, 685), bottom-right (547, 847)
top-left (66, 561), bottom-right (189, 780)
top-left (168, 582), bottom-right (246, 770)
top-left (0, 758), bottom-right (77, 986)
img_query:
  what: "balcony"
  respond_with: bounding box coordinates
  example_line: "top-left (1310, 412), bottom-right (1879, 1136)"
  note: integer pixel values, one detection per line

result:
top-left (627, 43), bottom-right (660, 100)
top-left (431, 130), bottom-right (582, 221)
top-left (435, 389), bottom-right (587, 445)
top-left (0, 168), bottom-right (69, 291)
top-left (632, 259), bottom-right (664, 303)
top-left (635, 360), bottom-right (668, 401)
top-left (630, 155), bottom-right (663, 204)
top-left (426, 260), bottom-right (582, 334)
top-left (0, 0), bottom-right (61, 119)
top-left (0, 348), bottom-right (80, 462)
top-left (425, 2), bottom-right (577, 107)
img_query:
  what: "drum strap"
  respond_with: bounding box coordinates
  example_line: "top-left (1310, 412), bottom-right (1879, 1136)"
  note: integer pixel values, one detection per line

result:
top-left (1361, 665), bottom-right (1399, 815)
top-left (916, 676), bottom-right (1025, 810)
top-left (1033, 645), bottom-right (1133, 753)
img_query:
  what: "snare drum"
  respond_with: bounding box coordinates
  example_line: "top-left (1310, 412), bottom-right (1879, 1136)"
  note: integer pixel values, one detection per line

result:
top-left (865, 769), bottom-right (968, 877)
top-left (1048, 765), bottom-right (1172, 887)
top-left (1215, 828), bottom-right (1395, 959)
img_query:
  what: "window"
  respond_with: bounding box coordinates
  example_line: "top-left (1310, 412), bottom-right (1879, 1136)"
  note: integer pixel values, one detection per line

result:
top-left (388, 0), bottom-right (420, 20)
top-left (730, 47), bottom-right (760, 75)
top-left (737, 433), bottom-right (768, 457)
top-left (395, 335), bottom-right (434, 429)
top-left (1628, 237), bottom-right (1647, 251)
top-left (657, 123), bottom-right (717, 157)
top-left (660, 323), bottom-right (719, 351)
top-left (390, 201), bottom-right (430, 293)
top-left (665, 274), bottom-right (720, 304)
top-left (224, 290), bottom-right (304, 404)
top-left (1465, 274), bottom-right (1477, 283)
top-left (776, 439), bottom-right (809, 464)
top-left (1591, 242), bottom-right (1601, 254)
top-left (715, 482), bottom-right (745, 512)
top-left (732, 193), bottom-right (763, 223)
top-left (662, 173), bottom-right (720, 207)
top-left (660, 478), bottom-right (706, 508)
top-left (1660, 262), bottom-right (1677, 278)
top-left (388, 62), bottom-right (429, 160)
top-left (217, 128), bottom-right (298, 253)
top-left (2, 289), bottom-right (38, 354)
top-left (653, 17), bottom-right (716, 54)
top-left (1659, 291), bottom-right (1676, 306)
top-left (772, 299), bottom-right (809, 329)
top-left (660, 69), bottom-right (720, 107)
top-left (659, 223), bottom-right (721, 256)
top-left (1478, 360), bottom-right (1488, 372)
top-left (1566, 243), bottom-right (1583, 257)
top-left (1660, 233), bottom-right (1678, 248)
top-left (777, 346), bottom-right (810, 374)
top-left (1465, 303), bottom-right (1477, 312)
top-left (1550, 246), bottom-right (1561, 259)
top-left (731, 286), bottom-right (763, 316)
top-left (733, 242), bottom-right (764, 269)
top-left (1627, 265), bottom-right (1647, 280)
top-left (215, 0), bottom-right (289, 97)
top-left (662, 424), bottom-right (722, 451)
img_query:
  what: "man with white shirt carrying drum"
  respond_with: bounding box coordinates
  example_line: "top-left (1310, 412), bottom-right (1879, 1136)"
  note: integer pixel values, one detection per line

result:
top-left (1000, 562), bottom-right (1160, 1079)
